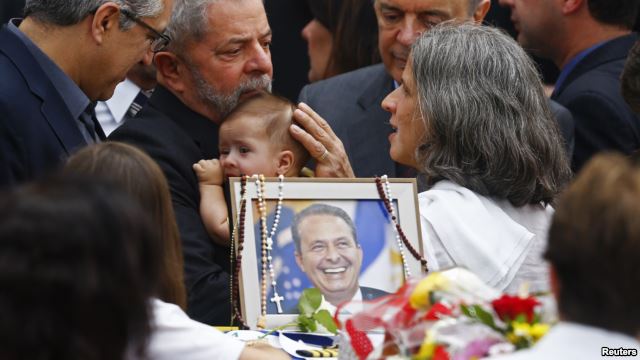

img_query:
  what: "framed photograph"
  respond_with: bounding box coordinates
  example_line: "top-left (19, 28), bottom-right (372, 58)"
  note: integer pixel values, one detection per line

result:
top-left (229, 177), bottom-right (424, 330)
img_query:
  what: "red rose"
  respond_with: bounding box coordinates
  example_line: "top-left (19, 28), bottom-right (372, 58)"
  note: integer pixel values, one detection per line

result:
top-left (491, 295), bottom-right (539, 323)
top-left (425, 302), bottom-right (452, 320)
top-left (433, 345), bottom-right (450, 360)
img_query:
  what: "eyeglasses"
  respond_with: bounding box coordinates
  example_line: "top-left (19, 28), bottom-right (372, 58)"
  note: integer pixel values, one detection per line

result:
top-left (120, 8), bottom-right (171, 52)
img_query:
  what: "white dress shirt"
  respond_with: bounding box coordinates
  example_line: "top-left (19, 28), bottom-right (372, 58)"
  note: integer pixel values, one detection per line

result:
top-left (95, 78), bottom-right (141, 136)
top-left (492, 322), bottom-right (640, 359)
top-left (419, 181), bottom-right (552, 294)
top-left (145, 299), bottom-right (246, 360)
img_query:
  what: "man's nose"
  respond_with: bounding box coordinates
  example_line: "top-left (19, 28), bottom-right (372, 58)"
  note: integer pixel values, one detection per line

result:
top-left (397, 18), bottom-right (422, 47)
top-left (141, 48), bottom-right (154, 66)
top-left (245, 43), bottom-right (273, 75)
top-left (324, 245), bottom-right (341, 262)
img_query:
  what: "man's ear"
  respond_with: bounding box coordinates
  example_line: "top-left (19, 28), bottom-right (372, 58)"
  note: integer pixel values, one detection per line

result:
top-left (276, 150), bottom-right (295, 176)
top-left (154, 52), bottom-right (187, 93)
top-left (294, 251), bottom-right (306, 273)
top-left (90, 2), bottom-right (120, 44)
top-left (472, 0), bottom-right (491, 23)
top-left (561, 0), bottom-right (583, 15)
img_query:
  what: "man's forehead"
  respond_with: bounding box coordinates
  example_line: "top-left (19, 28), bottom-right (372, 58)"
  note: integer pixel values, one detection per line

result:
top-left (376, 0), bottom-right (469, 15)
top-left (206, 0), bottom-right (270, 35)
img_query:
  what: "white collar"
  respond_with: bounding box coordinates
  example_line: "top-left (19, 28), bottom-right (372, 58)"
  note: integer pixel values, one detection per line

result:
top-left (105, 78), bottom-right (142, 123)
top-left (323, 288), bottom-right (364, 316)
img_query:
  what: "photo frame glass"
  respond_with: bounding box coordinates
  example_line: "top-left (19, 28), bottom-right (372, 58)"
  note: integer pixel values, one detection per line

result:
top-left (230, 178), bottom-right (423, 329)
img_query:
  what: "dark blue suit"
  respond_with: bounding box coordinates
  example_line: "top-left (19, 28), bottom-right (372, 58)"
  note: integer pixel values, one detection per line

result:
top-left (552, 33), bottom-right (640, 172)
top-left (0, 25), bottom-right (89, 187)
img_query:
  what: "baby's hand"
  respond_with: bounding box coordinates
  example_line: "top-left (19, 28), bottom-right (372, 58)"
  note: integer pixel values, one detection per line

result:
top-left (193, 159), bottom-right (224, 186)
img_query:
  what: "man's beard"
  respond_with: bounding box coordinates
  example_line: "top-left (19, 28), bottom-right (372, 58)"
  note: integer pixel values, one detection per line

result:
top-left (189, 65), bottom-right (272, 119)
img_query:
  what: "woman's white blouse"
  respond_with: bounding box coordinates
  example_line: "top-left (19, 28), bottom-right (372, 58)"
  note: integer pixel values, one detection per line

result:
top-left (419, 181), bottom-right (552, 294)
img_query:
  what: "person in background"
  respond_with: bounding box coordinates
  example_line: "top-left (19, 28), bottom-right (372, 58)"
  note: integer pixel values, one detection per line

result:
top-left (330, 0), bottom-right (381, 77)
top-left (496, 153), bottom-right (640, 359)
top-left (63, 142), bottom-right (288, 360)
top-left (297, 0), bottom-right (491, 178)
top-left (303, 0), bottom-right (381, 83)
top-left (0, 177), bottom-right (160, 360)
top-left (302, 0), bottom-right (340, 82)
top-left (95, 63), bottom-right (158, 136)
top-left (109, 0), bottom-right (273, 325)
top-left (498, 0), bottom-right (640, 172)
top-left (622, 39), bottom-right (640, 114)
top-left (0, 0), bottom-right (173, 187)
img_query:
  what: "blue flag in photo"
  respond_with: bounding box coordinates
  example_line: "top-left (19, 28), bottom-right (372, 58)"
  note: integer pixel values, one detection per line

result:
top-left (258, 200), bottom-right (392, 314)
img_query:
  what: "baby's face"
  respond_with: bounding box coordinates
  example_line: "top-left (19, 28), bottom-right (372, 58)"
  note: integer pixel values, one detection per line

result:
top-left (218, 115), bottom-right (280, 178)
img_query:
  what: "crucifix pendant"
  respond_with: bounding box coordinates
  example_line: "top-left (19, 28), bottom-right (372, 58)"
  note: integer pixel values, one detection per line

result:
top-left (271, 293), bottom-right (284, 313)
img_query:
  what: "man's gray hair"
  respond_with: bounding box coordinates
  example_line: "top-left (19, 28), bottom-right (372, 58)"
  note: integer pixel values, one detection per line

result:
top-left (411, 22), bottom-right (571, 206)
top-left (24, 0), bottom-right (164, 30)
top-left (163, 0), bottom-right (215, 54)
top-left (291, 204), bottom-right (358, 253)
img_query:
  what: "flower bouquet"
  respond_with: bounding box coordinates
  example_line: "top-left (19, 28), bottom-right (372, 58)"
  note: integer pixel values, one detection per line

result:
top-left (335, 268), bottom-right (554, 360)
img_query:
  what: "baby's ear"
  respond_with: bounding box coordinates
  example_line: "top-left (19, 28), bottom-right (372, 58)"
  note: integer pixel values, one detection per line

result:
top-left (276, 150), bottom-right (295, 176)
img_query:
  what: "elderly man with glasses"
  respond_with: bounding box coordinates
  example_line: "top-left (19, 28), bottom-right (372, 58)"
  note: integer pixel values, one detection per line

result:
top-left (0, 0), bottom-right (173, 187)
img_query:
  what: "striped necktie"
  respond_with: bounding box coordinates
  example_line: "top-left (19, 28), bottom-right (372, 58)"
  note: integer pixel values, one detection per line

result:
top-left (126, 91), bottom-right (150, 118)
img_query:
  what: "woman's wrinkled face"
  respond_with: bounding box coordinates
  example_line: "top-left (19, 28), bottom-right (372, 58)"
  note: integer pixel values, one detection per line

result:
top-left (382, 58), bottom-right (425, 169)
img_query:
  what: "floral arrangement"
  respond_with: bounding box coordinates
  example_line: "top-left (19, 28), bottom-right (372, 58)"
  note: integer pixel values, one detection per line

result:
top-left (336, 268), bottom-right (554, 360)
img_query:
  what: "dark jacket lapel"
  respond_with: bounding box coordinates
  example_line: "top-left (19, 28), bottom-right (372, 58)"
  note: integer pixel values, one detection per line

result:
top-left (349, 65), bottom-right (396, 176)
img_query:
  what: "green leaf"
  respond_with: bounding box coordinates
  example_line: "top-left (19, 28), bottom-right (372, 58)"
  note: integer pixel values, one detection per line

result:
top-left (460, 304), bottom-right (472, 318)
top-left (312, 309), bottom-right (338, 334)
top-left (472, 305), bottom-right (497, 330)
top-left (298, 314), bottom-right (317, 332)
top-left (298, 288), bottom-right (322, 316)
top-left (515, 314), bottom-right (527, 324)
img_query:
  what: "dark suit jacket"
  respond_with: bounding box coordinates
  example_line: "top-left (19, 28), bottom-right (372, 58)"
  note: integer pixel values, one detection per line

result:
top-left (109, 86), bottom-right (230, 326)
top-left (360, 286), bottom-right (389, 300)
top-left (299, 64), bottom-right (399, 177)
top-left (0, 25), bottom-right (88, 187)
top-left (552, 33), bottom-right (640, 172)
top-left (549, 100), bottom-right (575, 159)
top-left (299, 64), bottom-right (576, 176)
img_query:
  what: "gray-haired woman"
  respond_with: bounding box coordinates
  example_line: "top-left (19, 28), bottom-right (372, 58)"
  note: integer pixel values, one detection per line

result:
top-left (290, 23), bottom-right (571, 293)
top-left (381, 23), bottom-right (571, 293)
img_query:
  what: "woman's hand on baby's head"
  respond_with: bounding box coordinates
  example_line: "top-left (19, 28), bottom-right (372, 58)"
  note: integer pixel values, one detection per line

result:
top-left (193, 159), bottom-right (224, 186)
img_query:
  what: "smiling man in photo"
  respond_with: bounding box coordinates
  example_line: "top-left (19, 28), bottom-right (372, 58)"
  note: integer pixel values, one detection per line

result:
top-left (292, 204), bottom-right (387, 307)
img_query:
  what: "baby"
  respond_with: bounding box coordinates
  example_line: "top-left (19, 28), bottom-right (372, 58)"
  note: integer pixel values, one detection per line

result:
top-left (193, 91), bottom-right (310, 246)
